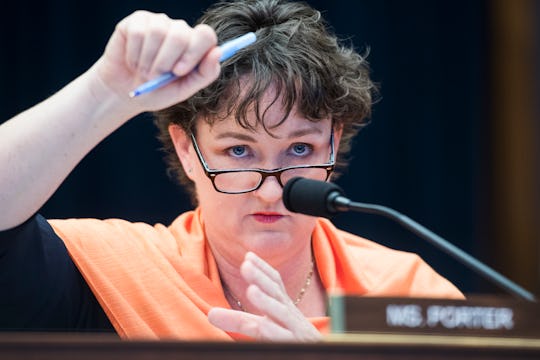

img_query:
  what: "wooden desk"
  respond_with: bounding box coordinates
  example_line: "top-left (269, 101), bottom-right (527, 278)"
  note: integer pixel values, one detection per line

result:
top-left (0, 332), bottom-right (539, 360)
top-left (2, 296), bottom-right (538, 359)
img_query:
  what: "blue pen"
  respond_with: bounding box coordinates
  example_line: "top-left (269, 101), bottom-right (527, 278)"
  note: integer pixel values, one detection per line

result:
top-left (129, 32), bottom-right (257, 97)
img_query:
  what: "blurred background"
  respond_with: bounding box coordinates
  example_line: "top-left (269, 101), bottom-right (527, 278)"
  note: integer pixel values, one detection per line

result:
top-left (1, 0), bottom-right (538, 297)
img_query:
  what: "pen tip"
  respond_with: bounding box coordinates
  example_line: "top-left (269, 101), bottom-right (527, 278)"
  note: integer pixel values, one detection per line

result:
top-left (128, 91), bottom-right (137, 98)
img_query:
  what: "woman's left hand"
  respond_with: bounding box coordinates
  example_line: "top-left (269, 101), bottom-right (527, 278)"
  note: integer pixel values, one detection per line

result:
top-left (208, 252), bottom-right (322, 342)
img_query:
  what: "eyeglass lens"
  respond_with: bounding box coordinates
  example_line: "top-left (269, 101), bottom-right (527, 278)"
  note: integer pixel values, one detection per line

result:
top-left (213, 167), bottom-right (329, 193)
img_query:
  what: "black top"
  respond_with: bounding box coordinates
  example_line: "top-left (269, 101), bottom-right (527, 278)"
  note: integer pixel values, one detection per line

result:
top-left (0, 214), bottom-right (115, 333)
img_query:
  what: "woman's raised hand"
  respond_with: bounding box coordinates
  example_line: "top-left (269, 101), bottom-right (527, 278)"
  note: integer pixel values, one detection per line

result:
top-left (94, 10), bottom-right (221, 113)
top-left (0, 11), bottom-right (222, 231)
top-left (208, 252), bottom-right (322, 342)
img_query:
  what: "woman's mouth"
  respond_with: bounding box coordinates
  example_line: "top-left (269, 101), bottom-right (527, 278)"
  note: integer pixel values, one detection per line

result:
top-left (252, 212), bottom-right (284, 224)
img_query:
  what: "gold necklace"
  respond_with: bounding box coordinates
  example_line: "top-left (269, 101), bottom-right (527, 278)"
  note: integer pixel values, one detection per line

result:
top-left (223, 259), bottom-right (315, 312)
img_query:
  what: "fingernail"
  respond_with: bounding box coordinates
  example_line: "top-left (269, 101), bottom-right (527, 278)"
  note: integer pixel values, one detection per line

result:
top-left (173, 61), bottom-right (189, 76)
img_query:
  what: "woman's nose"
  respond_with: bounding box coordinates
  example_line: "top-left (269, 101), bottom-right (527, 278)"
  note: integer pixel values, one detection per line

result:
top-left (253, 174), bottom-right (283, 203)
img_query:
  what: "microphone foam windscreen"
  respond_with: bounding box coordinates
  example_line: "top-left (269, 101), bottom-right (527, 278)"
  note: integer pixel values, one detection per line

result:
top-left (282, 177), bottom-right (344, 218)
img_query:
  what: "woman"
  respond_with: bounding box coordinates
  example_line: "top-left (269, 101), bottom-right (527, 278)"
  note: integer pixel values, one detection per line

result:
top-left (0, 0), bottom-right (463, 340)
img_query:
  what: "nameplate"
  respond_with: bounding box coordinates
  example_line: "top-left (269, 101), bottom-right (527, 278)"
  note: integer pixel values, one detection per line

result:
top-left (329, 296), bottom-right (540, 338)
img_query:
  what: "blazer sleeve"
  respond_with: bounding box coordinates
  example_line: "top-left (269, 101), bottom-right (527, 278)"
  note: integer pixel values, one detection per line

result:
top-left (0, 214), bottom-right (115, 332)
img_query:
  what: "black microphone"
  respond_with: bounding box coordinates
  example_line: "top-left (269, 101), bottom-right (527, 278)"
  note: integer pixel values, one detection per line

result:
top-left (282, 177), bottom-right (536, 302)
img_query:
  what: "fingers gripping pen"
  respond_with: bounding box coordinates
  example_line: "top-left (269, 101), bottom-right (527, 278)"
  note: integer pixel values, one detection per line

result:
top-left (129, 32), bottom-right (257, 97)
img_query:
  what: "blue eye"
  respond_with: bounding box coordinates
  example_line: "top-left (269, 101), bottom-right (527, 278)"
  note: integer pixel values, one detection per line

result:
top-left (291, 143), bottom-right (311, 156)
top-left (229, 145), bottom-right (247, 157)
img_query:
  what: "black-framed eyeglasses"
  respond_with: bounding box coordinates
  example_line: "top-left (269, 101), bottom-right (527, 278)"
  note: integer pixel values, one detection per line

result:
top-left (190, 129), bottom-right (335, 194)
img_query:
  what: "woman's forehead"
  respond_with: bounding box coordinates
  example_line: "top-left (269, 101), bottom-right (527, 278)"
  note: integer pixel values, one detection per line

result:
top-left (198, 111), bottom-right (331, 139)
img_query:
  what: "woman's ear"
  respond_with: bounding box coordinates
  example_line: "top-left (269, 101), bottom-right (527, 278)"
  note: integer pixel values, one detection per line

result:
top-left (333, 123), bottom-right (344, 150)
top-left (168, 124), bottom-right (195, 180)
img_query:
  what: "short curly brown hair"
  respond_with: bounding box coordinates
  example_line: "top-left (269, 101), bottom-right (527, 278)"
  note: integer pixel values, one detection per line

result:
top-left (154, 0), bottom-right (376, 204)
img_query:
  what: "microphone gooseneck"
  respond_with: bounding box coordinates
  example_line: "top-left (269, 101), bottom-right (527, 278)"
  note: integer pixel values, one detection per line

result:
top-left (282, 177), bottom-right (536, 302)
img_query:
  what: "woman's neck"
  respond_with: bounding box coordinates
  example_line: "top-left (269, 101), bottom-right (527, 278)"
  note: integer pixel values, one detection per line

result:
top-left (212, 245), bottom-right (326, 317)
